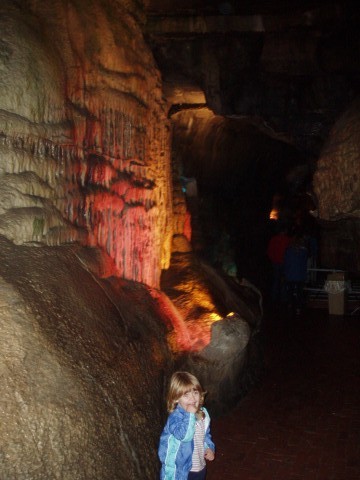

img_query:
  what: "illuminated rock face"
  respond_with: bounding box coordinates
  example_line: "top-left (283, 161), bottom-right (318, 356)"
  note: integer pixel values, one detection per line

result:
top-left (161, 248), bottom-right (261, 351)
top-left (161, 246), bottom-right (263, 413)
top-left (0, 0), bottom-right (172, 288)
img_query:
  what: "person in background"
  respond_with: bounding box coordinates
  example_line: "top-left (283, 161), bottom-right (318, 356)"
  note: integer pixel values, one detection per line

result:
top-left (283, 233), bottom-right (309, 315)
top-left (303, 222), bottom-right (319, 284)
top-left (267, 225), bottom-right (292, 304)
top-left (158, 371), bottom-right (215, 480)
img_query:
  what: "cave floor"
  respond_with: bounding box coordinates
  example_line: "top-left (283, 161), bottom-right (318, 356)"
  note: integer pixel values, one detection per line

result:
top-left (206, 305), bottom-right (360, 480)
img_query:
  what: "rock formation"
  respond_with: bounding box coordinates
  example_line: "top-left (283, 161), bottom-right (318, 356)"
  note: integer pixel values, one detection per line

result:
top-left (313, 99), bottom-right (360, 271)
top-left (0, 0), bottom-right (172, 288)
top-left (161, 243), bottom-right (263, 414)
top-left (0, 1), bottom-right (262, 478)
top-left (0, 237), bottom-right (171, 480)
top-left (313, 99), bottom-right (360, 222)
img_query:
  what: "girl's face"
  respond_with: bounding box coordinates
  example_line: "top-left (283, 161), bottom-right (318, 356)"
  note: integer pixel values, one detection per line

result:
top-left (177, 388), bottom-right (200, 412)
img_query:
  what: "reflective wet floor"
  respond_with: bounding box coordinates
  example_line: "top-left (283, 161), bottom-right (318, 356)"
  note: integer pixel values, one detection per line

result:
top-left (206, 306), bottom-right (360, 480)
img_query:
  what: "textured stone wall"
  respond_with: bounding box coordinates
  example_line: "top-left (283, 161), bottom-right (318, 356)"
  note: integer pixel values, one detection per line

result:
top-left (313, 99), bottom-right (360, 221)
top-left (313, 98), bottom-right (360, 271)
top-left (0, 5), bottom-right (177, 473)
top-left (0, 0), bottom-right (172, 288)
top-left (0, 237), bottom-right (171, 480)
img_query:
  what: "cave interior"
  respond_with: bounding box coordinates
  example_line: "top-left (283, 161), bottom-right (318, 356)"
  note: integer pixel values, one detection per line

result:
top-left (145, 0), bottom-right (360, 292)
top-left (1, 1), bottom-right (360, 478)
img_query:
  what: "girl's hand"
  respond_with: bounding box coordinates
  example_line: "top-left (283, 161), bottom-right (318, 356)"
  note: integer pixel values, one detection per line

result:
top-left (205, 448), bottom-right (215, 461)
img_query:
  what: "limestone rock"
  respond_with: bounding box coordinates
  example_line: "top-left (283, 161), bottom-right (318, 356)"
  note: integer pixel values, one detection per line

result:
top-left (313, 99), bottom-right (360, 221)
top-left (0, 0), bottom-right (172, 288)
top-left (161, 249), bottom-right (262, 348)
top-left (312, 99), bottom-right (360, 271)
top-left (187, 313), bottom-right (253, 414)
top-left (0, 236), bottom-right (170, 479)
top-left (173, 309), bottom-right (263, 415)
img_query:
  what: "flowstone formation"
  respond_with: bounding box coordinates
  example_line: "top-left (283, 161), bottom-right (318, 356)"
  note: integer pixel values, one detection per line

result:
top-left (0, 0), bottom-right (172, 288)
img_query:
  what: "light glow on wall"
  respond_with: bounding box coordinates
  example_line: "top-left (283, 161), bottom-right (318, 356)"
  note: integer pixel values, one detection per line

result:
top-left (269, 208), bottom-right (279, 220)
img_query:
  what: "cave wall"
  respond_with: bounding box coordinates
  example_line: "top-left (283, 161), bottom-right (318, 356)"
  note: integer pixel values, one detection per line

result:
top-left (313, 98), bottom-right (360, 272)
top-left (313, 99), bottom-right (360, 222)
top-left (0, 237), bottom-right (171, 479)
top-left (0, 3), bottom-right (265, 478)
top-left (0, 1), bottom-right (174, 477)
top-left (0, 0), bottom-right (173, 288)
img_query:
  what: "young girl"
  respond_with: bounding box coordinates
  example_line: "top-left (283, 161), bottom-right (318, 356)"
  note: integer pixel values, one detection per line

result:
top-left (158, 371), bottom-right (215, 480)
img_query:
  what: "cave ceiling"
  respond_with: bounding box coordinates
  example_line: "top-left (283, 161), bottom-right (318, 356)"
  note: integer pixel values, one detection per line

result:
top-left (144, 0), bottom-right (337, 15)
top-left (144, 0), bottom-right (360, 160)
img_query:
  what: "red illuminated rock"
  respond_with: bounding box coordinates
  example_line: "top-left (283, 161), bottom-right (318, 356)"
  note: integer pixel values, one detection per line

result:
top-left (0, 0), bottom-right (172, 288)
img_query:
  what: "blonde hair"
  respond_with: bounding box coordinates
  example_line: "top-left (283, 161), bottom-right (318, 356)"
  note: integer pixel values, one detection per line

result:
top-left (167, 371), bottom-right (205, 413)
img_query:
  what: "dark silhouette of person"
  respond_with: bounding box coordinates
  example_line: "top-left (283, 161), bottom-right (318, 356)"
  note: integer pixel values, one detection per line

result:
top-left (283, 233), bottom-right (309, 314)
top-left (267, 226), bottom-right (291, 303)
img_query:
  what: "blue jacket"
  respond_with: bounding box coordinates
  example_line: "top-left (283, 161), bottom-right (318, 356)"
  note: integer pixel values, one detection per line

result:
top-left (283, 245), bottom-right (308, 282)
top-left (158, 405), bottom-right (215, 480)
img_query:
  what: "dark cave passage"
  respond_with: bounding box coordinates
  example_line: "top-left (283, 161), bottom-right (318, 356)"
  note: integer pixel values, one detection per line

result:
top-left (148, 0), bottom-right (360, 296)
top-left (170, 107), bottom-right (318, 297)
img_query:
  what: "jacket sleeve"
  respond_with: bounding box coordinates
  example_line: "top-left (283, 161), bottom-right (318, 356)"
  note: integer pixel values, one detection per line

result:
top-left (203, 408), bottom-right (215, 451)
top-left (168, 408), bottom-right (196, 442)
